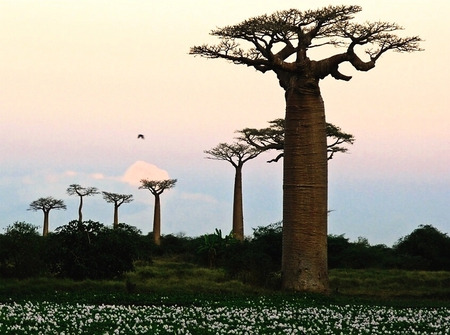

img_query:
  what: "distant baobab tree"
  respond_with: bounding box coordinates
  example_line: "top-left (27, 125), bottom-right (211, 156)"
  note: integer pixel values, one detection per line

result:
top-left (237, 119), bottom-right (355, 163)
top-left (66, 184), bottom-right (100, 223)
top-left (27, 197), bottom-right (67, 236)
top-left (191, 5), bottom-right (422, 293)
top-left (139, 179), bottom-right (177, 245)
top-left (204, 142), bottom-right (261, 241)
top-left (102, 191), bottom-right (134, 229)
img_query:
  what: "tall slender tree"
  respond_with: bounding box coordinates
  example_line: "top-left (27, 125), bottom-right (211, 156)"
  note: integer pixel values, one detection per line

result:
top-left (102, 192), bottom-right (134, 229)
top-left (191, 5), bottom-right (422, 293)
top-left (139, 179), bottom-right (177, 245)
top-left (66, 184), bottom-right (100, 223)
top-left (237, 119), bottom-right (355, 162)
top-left (204, 142), bottom-right (261, 241)
top-left (27, 197), bottom-right (67, 236)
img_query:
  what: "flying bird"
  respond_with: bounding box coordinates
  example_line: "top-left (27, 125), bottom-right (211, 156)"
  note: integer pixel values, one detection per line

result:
top-left (137, 134), bottom-right (145, 139)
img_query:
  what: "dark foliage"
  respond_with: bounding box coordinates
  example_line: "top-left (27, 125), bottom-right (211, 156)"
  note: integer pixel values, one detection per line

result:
top-left (393, 225), bottom-right (450, 271)
top-left (328, 235), bottom-right (398, 269)
top-left (44, 221), bottom-right (141, 280)
top-left (193, 223), bottom-right (283, 288)
top-left (0, 222), bottom-right (46, 278)
top-left (1, 221), bottom-right (449, 284)
top-left (196, 229), bottom-right (236, 268)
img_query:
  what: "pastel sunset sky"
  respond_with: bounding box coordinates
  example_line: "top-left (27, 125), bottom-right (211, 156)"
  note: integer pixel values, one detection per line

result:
top-left (1, 0), bottom-right (448, 246)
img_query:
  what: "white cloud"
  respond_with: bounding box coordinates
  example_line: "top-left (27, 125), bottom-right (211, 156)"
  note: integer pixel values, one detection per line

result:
top-left (121, 161), bottom-right (170, 187)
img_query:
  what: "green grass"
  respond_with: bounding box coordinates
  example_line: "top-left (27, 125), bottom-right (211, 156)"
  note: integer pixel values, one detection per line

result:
top-left (329, 268), bottom-right (450, 300)
top-left (1, 258), bottom-right (450, 306)
top-left (123, 259), bottom-right (262, 296)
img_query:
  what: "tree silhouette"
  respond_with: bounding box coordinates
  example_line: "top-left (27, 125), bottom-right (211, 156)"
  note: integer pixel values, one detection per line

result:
top-left (66, 184), bottom-right (100, 223)
top-left (237, 119), bottom-right (354, 162)
top-left (102, 192), bottom-right (134, 229)
top-left (27, 197), bottom-right (67, 236)
top-left (204, 142), bottom-right (261, 241)
top-left (191, 5), bottom-right (422, 293)
top-left (139, 179), bottom-right (177, 245)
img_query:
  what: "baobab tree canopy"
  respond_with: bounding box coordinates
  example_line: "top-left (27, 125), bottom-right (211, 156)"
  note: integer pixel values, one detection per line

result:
top-left (204, 142), bottom-right (261, 168)
top-left (237, 119), bottom-right (355, 162)
top-left (190, 5), bottom-right (422, 81)
top-left (139, 179), bottom-right (177, 195)
top-left (191, 5), bottom-right (422, 293)
top-left (102, 192), bottom-right (134, 206)
top-left (28, 197), bottom-right (67, 213)
top-left (67, 184), bottom-right (100, 197)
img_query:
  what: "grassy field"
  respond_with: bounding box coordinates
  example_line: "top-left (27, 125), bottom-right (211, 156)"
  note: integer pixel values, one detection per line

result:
top-left (329, 268), bottom-right (450, 301)
top-left (1, 259), bottom-right (450, 334)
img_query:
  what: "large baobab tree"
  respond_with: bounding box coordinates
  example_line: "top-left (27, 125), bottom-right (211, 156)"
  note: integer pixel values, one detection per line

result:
top-left (204, 142), bottom-right (261, 241)
top-left (237, 119), bottom-right (355, 163)
top-left (191, 5), bottom-right (422, 293)
top-left (27, 197), bottom-right (67, 236)
top-left (66, 184), bottom-right (100, 223)
top-left (139, 179), bottom-right (177, 245)
top-left (102, 191), bottom-right (134, 229)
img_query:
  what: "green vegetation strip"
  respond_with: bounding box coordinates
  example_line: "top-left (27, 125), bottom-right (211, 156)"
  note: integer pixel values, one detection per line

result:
top-left (1, 296), bottom-right (449, 334)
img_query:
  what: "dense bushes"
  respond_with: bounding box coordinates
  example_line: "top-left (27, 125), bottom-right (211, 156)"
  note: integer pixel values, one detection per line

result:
top-left (0, 222), bottom-right (46, 278)
top-left (44, 220), bottom-right (143, 280)
top-left (0, 221), bottom-right (146, 280)
top-left (328, 235), bottom-right (398, 269)
top-left (1, 221), bottom-right (449, 285)
top-left (393, 224), bottom-right (450, 271)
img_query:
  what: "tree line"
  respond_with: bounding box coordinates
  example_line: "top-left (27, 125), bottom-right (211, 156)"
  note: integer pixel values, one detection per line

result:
top-left (28, 180), bottom-right (176, 246)
top-left (1, 220), bottom-right (448, 288)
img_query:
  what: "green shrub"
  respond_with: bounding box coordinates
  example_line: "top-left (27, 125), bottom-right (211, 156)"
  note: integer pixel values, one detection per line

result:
top-left (44, 221), bottom-right (141, 280)
top-left (394, 225), bottom-right (450, 271)
top-left (0, 222), bottom-right (46, 278)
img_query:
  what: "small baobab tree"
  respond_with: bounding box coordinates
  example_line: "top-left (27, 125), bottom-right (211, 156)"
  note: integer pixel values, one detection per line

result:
top-left (204, 142), bottom-right (261, 241)
top-left (139, 179), bottom-right (177, 245)
top-left (27, 197), bottom-right (67, 236)
top-left (191, 5), bottom-right (422, 293)
top-left (66, 184), bottom-right (100, 223)
top-left (102, 192), bottom-right (134, 229)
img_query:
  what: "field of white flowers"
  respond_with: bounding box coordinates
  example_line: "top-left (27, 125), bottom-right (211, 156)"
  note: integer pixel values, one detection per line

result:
top-left (1, 297), bottom-right (449, 334)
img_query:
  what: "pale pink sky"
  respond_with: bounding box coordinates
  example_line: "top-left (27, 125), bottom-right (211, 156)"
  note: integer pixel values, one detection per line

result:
top-left (1, 0), bottom-right (448, 245)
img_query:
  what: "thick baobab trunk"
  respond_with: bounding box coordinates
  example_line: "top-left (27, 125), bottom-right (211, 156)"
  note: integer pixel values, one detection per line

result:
top-left (113, 204), bottom-right (119, 229)
top-left (232, 166), bottom-right (244, 241)
top-left (153, 194), bottom-right (161, 245)
top-left (281, 80), bottom-right (329, 293)
top-left (43, 211), bottom-right (50, 237)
